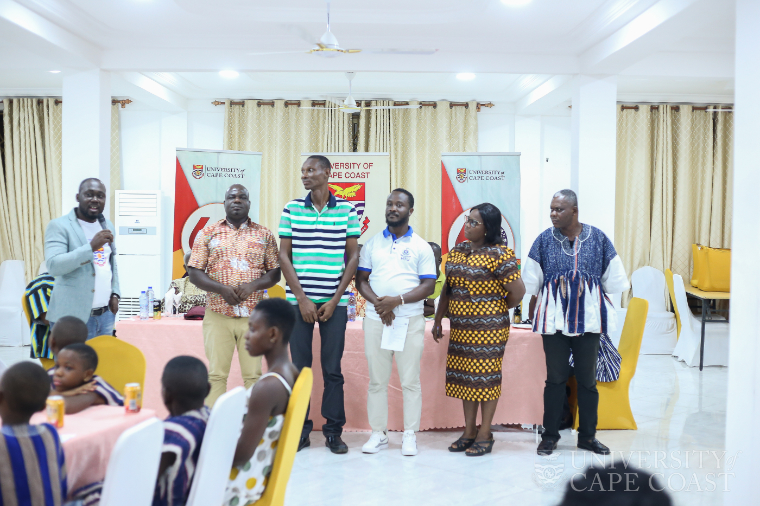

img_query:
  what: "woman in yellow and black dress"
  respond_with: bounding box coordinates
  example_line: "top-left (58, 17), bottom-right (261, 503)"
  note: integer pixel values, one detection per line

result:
top-left (432, 203), bottom-right (525, 456)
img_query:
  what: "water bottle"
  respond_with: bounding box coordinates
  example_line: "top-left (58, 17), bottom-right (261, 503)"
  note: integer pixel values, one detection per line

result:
top-left (147, 287), bottom-right (154, 318)
top-left (347, 292), bottom-right (356, 322)
top-left (139, 291), bottom-right (149, 320)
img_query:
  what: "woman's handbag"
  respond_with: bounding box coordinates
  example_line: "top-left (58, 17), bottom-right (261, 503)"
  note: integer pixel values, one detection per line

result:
top-left (691, 244), bottom-right (731, 292)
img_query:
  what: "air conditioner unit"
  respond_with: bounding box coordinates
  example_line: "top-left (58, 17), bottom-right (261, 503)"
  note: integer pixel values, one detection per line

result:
top-left (114, 191), bottom-right (162, 320)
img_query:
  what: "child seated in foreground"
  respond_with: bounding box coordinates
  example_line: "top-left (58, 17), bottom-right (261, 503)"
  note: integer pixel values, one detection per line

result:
top-left (0, 362), bottom-right (67, 506)
top-left (224, 298), bottom-right (300, 506)
top-left (51, 343), bottom-right (123, 414)
top-left (153, 356), bottom-right (211, 506)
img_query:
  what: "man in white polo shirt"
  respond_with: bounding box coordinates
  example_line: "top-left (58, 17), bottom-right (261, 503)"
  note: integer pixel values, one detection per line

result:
top-left (356, 189), bottom-right (436, 456)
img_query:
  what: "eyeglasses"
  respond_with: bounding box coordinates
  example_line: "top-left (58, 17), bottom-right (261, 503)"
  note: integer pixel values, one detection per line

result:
top-left (464, 215), bottom-right (482, 228)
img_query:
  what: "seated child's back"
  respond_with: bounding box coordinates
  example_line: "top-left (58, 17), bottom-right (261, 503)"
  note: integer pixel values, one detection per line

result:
top-left (0, 362), bottom-right (67, 506)
top-left (154, 356), bottom-right (211, 506)
top-left (51, 343), bottom-right (123, 414)
top-left (225, 298), bottom-right (299, 505)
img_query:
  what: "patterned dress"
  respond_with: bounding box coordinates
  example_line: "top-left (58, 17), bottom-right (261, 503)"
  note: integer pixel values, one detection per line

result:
top-left (444, 243), bottom-right (520, 402)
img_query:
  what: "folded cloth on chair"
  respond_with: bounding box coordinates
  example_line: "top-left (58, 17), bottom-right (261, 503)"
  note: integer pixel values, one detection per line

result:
top-left (569, 333), bottom-right (621, 382)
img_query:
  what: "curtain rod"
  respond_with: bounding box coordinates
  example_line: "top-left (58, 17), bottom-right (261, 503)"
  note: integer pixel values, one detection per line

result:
top-left (620, 104), bottom-right (733, 112)
top-left (213, 100), bottom-right (495, 111)
top-left (11, 98), bottom-right (134, 108)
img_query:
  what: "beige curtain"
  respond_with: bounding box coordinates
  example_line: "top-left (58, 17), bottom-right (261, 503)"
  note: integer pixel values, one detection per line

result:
top-left (110, 103), bottom-right (122, 219)
top-left (358, 101), bottom-right (478, 242)
top-left (223, 100), bottom-right (353, 236)
top-left (615, 105), bottom-right (733, 304)
top-left (0, 98), bottom-right (62, 282)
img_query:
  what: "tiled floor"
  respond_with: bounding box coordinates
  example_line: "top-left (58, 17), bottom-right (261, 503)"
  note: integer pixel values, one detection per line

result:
top-left (0, 347), bottom-right (728, 506)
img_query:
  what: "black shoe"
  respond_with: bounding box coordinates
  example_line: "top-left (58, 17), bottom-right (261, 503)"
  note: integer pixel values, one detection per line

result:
top-left (577, 438), bottom-right (610, 455)
top-left (297, 437), bottom-right (310, 452)
top-left (325, 435), bottom-right (348, 454)
top-left (537, 439), bottom-right (558, 456)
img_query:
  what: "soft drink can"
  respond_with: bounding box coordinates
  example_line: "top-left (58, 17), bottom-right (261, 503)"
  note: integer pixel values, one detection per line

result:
top-left (46, 396), bottom-right (65, 428)
top-left (153, 299), bottom-right (162, 320)
top-left (125, 383), bottom-right (142, 413)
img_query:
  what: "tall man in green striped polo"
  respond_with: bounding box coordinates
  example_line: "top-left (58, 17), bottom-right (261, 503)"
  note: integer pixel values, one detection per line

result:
top-left (279, 155), bottom-right (361, 454)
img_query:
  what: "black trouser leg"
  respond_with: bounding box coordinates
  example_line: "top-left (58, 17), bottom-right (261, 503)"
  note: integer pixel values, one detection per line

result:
top-left (542, 332), bottom-right (572, 442)
top-left (318, 305), bottom-right (347, 436)
top-left (289, 306), bottom-right (316, 439)
top-left (570, 333), bottom-right (601, 441)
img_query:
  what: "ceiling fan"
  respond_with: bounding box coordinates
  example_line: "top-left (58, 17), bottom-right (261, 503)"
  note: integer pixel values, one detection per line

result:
top-left (301, 72), bottom-right (421, 113)
top-left (249, 1), bottom-right (437, 58)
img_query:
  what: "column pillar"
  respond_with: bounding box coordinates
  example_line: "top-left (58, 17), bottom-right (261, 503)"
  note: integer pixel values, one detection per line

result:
top-left (726, 0), bottom-right (760, 500)
top-left (62, 70), bottom-right (111, 217)
top-left (570, 75), bottom-right (617, 241)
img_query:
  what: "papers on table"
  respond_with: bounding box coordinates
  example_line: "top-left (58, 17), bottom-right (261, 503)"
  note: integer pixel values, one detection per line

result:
top-left (380, 317), bottom-right (410, 352)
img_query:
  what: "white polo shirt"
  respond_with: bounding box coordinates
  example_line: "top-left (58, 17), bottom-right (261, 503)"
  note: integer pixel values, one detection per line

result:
top-left (358, 226), bottom-right (437, 321)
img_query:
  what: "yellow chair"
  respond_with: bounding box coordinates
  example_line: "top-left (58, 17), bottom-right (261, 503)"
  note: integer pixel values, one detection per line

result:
top-left (573, 298), bottom-right (649, 430)
top-left (267, 285), bottom-right (286, 300)
top-left (253, 367), bottom-right (313, 506)
top-left (664, 269), bottom-right (682, 338)
top-left (88, 335), bottom-right (147, 401)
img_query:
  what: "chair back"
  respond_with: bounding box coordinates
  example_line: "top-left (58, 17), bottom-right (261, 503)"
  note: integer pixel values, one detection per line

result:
top-left (0, 260), bottom-right (25, 305)
top-left (99, 418), bottom-right (163, 506)
top-left (616, 298), bottom-right (648, 384)
top-left (186, 387), bottom-right (246, 506)
top-left (671, 274), bottom-right (694, 334)
top-left (631, 267), bottom-right (668, 313)
top-left (21, 294), bottom-right (32, 326)
top-left (255, 368), bottom-right (314, 506)
top-left (88, 336), bottom-right (147, 398)
top-left (267, 285), bottom-right (286, 300)
top-left (664, 269), bottom-right (681, 337)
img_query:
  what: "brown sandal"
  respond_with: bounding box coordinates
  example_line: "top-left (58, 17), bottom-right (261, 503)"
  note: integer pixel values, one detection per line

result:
top-left (449, 437), bottom-right (475, 452)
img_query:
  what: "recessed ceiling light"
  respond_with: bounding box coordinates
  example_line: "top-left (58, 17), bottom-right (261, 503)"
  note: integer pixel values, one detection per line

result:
top-left (49, 70), bottom-right (61, 73)
top-left (457, 73), bottom-right (476, 81)
top-left (501, 0), bottom-right (533, 5)
top-left (219, 70), bottom-right (239, 79)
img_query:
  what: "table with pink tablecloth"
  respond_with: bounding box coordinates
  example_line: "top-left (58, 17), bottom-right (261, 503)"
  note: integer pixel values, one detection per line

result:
top-left (31, 405), bottom-right (155, 497)
top-left (116, 318), bottom-right (546, 429)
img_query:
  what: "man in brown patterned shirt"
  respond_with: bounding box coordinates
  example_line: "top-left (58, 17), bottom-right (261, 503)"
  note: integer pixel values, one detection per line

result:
top-left (188, 184), bottom-right (281, 406)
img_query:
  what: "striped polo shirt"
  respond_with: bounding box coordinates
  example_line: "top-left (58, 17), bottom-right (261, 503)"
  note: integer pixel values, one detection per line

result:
top-left (279, 191), bottom-right (360, 305)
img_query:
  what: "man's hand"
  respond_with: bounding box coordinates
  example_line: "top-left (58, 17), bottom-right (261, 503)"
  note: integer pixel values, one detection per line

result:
top-left (220, 286), bottom-right (243, 306)
top-left (234, 282), bottom-right (257, 302)
top-left (317, 299), bottom-right (337, 322)
top-left (374, 295), bottom-right (401, 318)
top-left (432, 320), bottom-right (444, 343)
top-left (109, 295), bottom-right (119, 314)
top-left (298, 297), bottom-right (319, 324)
top-left (380, 311), bottom-right (396, 327)
top-left (90, 230), bottom-right (113, 251)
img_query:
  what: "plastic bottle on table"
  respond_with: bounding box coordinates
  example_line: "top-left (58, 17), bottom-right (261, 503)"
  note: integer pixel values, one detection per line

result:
top-left (139, 291), bottom-right (148, 320)
top-left (147, 287), bottom-right (154, 318)
top-left (347, 292), bottom-right (356, 322)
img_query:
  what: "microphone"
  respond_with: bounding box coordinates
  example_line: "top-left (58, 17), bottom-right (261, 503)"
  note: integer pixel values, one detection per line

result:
top-left (97, 213), bottom-right (107, 230)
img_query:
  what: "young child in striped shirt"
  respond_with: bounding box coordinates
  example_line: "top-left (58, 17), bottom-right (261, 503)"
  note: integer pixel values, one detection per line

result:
top-left (0, 362), bottom-right (67, 506)
top-left (153, 356), bottom-right (211, 506)
top-left (50, 343), bottom-right (123, 413)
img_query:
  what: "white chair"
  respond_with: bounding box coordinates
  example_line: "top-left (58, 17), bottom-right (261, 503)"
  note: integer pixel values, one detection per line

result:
top-left (671, 273), bottom-right (729, 367)
top-left (100, 418), bottom-right (163, 506)
top-left (630, 267), bottom-right (678, 355)
top-left (0, 260), bottom-right (29, 347)
top-left (185, 387), bottom-right (246, 506)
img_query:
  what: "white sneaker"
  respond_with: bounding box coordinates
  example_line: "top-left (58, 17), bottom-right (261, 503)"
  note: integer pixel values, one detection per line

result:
top-left (362, 431), bottom-right (389, 454)
top-left (401, 430), bottom-right (418, 456)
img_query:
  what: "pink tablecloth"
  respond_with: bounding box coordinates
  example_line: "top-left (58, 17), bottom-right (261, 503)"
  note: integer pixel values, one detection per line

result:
top-left (116, 318), bottom-right (546, 430)
top-left (31, 406), bottom-right (155, 496)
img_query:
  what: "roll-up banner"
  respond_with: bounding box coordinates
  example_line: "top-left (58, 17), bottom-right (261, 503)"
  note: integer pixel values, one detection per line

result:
top-left (173, 148), bottom-right (263, 279)
top-left (301, 153), bottom-right (391, 242)
top-left (441, 153), bottom-right (521, 265)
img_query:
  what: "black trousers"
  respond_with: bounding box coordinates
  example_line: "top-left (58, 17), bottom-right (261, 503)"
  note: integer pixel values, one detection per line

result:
top-left (289, 303), bottom-right (347, 438)
top-left (541, 332), bottom-right (600, 442)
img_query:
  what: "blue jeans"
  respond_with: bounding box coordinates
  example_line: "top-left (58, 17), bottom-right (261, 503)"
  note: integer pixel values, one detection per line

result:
top-left (86, 310), bottom-right (116, 340)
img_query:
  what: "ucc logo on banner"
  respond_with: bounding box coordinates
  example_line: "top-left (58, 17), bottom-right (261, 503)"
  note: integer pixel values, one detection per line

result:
top-left (192, 164), bottom-right (204, 179)
top-left (456, 167), bottom-right (467, 183)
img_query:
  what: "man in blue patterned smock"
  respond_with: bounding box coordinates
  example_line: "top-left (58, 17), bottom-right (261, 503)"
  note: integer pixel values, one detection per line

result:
top-left (522, 190), bottom-right (629, 457)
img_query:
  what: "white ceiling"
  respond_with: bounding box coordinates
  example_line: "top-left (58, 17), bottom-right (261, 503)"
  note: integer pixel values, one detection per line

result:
top-left (0, 0), bottom-right (738, 112)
